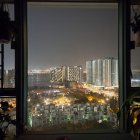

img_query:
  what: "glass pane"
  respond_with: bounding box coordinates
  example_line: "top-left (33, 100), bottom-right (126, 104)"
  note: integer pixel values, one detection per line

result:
top-left (131, 5), bottom-right (140, 87)
top-left (0, 4), bottom-right (15, 89)
top-left (27, 3), bottom-right (119, 132)
top-left (0, 98), bottom-right (16, 139)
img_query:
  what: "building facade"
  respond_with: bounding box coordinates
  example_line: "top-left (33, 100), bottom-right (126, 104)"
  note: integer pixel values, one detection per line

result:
top-left (131, 70), bottom-right (140, 87)
top-left (86, 58), bottom-right (118, 87)
top-left (50, 66), bottom-right (83, 85)
top-left (50, 67), bottom-right (64, 84)
top-left (3, 69), bottom-right (15, 88)
top-left (28, 70), bottom-right (50, 87)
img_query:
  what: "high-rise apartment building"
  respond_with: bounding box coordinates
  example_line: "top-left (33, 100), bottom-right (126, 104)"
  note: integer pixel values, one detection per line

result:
top-left (102, 58), bottom-right (118, 86)
top-left (28, 70), bottom-right (50, 87)
top-left (86, 58), bottom-right (118, 87)
top-left (4, 70), bottom-right (15, 88)
top-left (65, 66), bottom-right (83, 83)
top-left (50, 66), bottom-right (83, 84)
top-left (86, 61), bottom-right (93, 84)
top-left (131, 70), bottom-right (140, 87)
top-left (111, 58), bottom-right (118, 86)
top-left (95, 59), bottom-right (103, 86)
top-left (50, 67), bottom-right (64, 84)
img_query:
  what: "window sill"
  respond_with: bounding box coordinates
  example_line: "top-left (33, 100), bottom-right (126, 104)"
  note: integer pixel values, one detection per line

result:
top-left (17, 133), bottom-right (133, 140)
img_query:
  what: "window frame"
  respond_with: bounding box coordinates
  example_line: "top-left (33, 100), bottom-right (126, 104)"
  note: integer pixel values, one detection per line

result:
top-left (11, 0), bottom-right (132, 136)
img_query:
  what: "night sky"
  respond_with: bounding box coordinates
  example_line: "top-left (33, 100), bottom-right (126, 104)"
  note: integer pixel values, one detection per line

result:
top-left (4, 3), bottom-right (140, 70)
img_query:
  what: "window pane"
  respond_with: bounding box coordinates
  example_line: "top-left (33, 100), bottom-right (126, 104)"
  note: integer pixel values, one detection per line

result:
top-left (0, 98), bottom-right (16, 139)
top-left (0, 4), bottom-right (15, 89)
top-left (27, 3), bottom-right (119, 132)
top-left (131, 5), bottom-right (140, 87)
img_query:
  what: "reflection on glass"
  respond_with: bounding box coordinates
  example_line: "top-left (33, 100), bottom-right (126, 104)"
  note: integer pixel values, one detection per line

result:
top-left (4, 69), bottom-right (15, 88)
top-left (131, 5), bottom-right (140, 87)
top-left (0, 98), bottom-right (16, 139)
top-left (131, 70), bottom-right (140, 87)
top-left (0, 64), bottom-right (15, 88)
top-left (27, 3), bottom-right (119, 132)
top-left (0, 4), bottom-right (15, 89)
